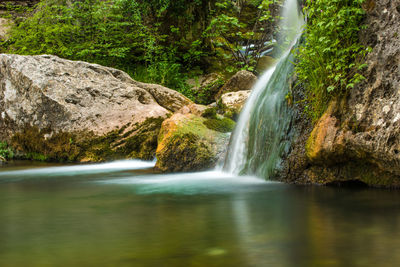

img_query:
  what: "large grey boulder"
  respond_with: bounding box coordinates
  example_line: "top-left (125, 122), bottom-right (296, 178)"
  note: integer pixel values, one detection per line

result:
top-left (0, 54), bottom-right (192, 161)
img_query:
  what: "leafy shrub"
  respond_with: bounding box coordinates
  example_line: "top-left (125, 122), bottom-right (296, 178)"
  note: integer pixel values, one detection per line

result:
top-left (205, 0), bottom-right (280, 73)
top-left (202, 107), bottom-right (218, 119)
top-left (295, 0), bottom-right (369, 121)
top-left (7, 0), bottom-right (150, 68)
top-left (5, 0), bottom-right (203, 99)
top-left (194, 78), bottom-right (225, 105)
top-left (0, 141), bottom-right (14, 160)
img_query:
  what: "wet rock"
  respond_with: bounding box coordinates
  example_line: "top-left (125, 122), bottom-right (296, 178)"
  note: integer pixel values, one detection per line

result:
top-left (215, 70), bottom-right (257, 100)
top-left (155, 105), bottom-right (230, 172)
top-left (0, 54), bottom-right (192, 161)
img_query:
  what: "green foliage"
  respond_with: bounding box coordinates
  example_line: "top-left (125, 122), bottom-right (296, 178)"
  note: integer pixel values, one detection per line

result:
top-left (3, 0), bottom-right (280, 101)
top-left (25, 152), bottom-right (48, 161)
top-left (295, 0), bottom-right (368, 121)
top-left (205, 0), bottom-right (280, 73)
top-left (7, 0), bottom-right (150, 68)
top-left (202, 107), bottom-right (236, 133)
top-left (0, 2), bottom-right (35, 18)
top-left (194, 78), bottom-right (225, 105)
top-left (4, 0), bottom-right (209, 99)
top-left (0, 141), bottom-right (14, 160)
top-left (202, 107), bottom-right (218, 119)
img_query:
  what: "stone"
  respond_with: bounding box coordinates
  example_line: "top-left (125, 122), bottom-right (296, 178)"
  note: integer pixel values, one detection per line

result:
top-left (220, 90), bottom-right (251, 114)
top-left (155, 105), bottom-right (230, 172)
top-left (131, 81), bottom-right (192, 112)
top-left (215, 70), bottom-right (257, 100)
top-left (0, 54), bottom-right (192, 162)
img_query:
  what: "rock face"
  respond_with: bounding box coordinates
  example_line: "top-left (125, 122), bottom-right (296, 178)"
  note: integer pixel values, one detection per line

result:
top-left (155, 105), bottom-right (230, 172)
top-left (282, 1), bottom-right (400, 187)
top-left (215, 70), bottom-right (257, 100)
top-left (0, 54), bottom-right (191, 161)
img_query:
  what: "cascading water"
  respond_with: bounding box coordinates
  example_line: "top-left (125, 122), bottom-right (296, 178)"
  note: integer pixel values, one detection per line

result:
top-left (224, 0), bottom-right (304, 178)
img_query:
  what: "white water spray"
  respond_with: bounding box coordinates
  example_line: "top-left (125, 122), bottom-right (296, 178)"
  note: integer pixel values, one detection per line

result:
top-left (224, 0), bottom-right (304, 177)
top-left (0, 160), bottom-right (155, 177)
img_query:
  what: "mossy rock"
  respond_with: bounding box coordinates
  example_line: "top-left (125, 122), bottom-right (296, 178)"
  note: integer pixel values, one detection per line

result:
top-left (203, 117), bottom-right (236, 133)
top-left (10, 117), bottom-right (165, 162)
top-left (156, 113), bottom-right (229, 172)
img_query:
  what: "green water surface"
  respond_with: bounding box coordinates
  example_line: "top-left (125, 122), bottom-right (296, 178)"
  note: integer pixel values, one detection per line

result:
top-left (0, 161), bottom-right (400, 267)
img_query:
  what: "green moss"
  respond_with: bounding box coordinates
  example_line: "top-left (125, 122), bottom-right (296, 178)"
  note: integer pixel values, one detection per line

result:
top-left (78, 131), bottom-right (118, 162)
top-left (305, 132), bottom-right (315, 160)
top-left (116, 117), bottom-right (164, 160)
top-left (174, 116), bottom-right (213, 138)
top-left (11, 127), bottom-right (80, 162)
top-left (25, 152), bottom-right (48, 161)
top-left (10, 117), bottom-right (166, 162)
top-left (194, 78), bottom-right (225, 105)
top-left (202, 107), bottom-right (218, 119)
top-left (156, 132), bottom-right (215, 172)
top-left (203, 117), bottom-right (235, 133)
top-left (156, 113), bottom-right (229, 172)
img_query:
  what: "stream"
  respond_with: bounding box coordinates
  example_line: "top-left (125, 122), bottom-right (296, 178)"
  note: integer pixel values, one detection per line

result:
top-left (1, 161), bottom-right (400, 266)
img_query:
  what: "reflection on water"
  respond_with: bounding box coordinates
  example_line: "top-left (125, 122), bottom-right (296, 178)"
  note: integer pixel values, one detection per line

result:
top-left (1, 162), bottom-right (400, 266)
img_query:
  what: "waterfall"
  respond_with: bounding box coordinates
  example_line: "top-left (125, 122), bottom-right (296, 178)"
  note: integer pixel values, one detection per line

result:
top-left (224, 0), bottom-right (304, 178)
